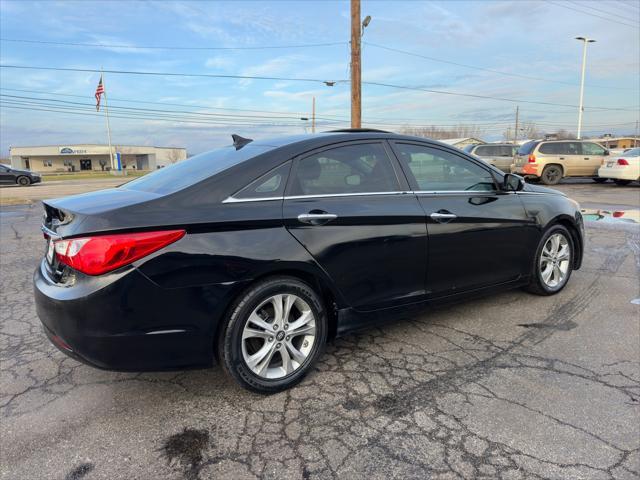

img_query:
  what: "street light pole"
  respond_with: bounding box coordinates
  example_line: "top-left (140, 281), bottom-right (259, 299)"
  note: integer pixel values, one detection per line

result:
top-left (575, 36), bottom-right (595, 140)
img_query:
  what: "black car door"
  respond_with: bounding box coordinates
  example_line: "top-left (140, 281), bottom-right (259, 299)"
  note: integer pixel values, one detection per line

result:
top-left (0, 165), bottom-right (14, 184)
top-left (283, 140), bottom-right (428, 311)
top-left (389, 141), bottom-right (536, 297)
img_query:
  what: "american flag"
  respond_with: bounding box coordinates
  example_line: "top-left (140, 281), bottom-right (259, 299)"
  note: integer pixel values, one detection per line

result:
top-left (95, 76), bottom-right (105, 111)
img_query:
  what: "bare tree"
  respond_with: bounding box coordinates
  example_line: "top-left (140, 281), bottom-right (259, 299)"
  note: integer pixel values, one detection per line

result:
top-left (503, 121), bottom-right (542, 142)
top-left (552, 129), bottom-right (576, 140)
top-left (166, 150), bottom-right (181, 164)
top-left (399, 124), bottom-right (484, 140)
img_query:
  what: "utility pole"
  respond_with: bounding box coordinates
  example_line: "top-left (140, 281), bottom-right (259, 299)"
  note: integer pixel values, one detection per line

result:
top-left (514, 106), bottom-right (519, 144)
top-left (312, 96), bottom-right (316, 134)
top-left (575, 36), bottom-right (595, 140)
top-left (350, 0), bottom-right (361, 129)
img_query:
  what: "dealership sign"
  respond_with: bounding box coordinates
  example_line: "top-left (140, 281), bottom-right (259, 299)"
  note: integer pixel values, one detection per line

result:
top-left (59, 147), bottom-right (88, 154)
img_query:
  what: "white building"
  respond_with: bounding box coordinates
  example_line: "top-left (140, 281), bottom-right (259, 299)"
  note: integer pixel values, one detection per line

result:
top-left (10, 144), bottom-right (187, 173)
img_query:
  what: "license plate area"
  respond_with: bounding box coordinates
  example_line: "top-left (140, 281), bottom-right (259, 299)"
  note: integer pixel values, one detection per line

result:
top-left (606, 161), bottom-right (614, 167)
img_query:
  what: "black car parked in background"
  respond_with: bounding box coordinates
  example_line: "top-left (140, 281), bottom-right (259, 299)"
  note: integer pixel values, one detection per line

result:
top-left (0, 164), bottom-right (42, 185)
top-left (34, 130), bottom-right (584, 392)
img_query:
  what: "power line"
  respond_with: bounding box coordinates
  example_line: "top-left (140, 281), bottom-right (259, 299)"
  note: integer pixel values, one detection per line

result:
top-left (2, 98), bottom-right (633, 130)
top-left (3, 93), bottom-right (635, 128)
top-left (361, 80), bottom-right (638, 112)
top-left (364, 42), bottom-right (636, 91)
top-left (2, 64), bottom-right (635, 112)
top-left (547, 1), bottom-right (640, 28)
top-left (0, 38), bottom-right (348, 51)
top-left (0, 64), bottom-right (340, 85)
top-left (566, 0), bottom-right (640, 22)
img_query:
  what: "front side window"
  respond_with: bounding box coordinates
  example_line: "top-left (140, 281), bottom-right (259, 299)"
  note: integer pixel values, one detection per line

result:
top-left (394, 143), bottom-right (496, 192)
top-left (0, 165), bottom-right (7, 172)
top-left (289, 143), bottom-right (399, 196)
top-left (582, 142), bottom-right (606, 156)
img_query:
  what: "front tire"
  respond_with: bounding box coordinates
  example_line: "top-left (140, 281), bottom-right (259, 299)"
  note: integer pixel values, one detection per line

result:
top-left (16, 176), bottom-right (30, 186)
top-left (525, 225), bottom-right (574, 296)
top-left (220, 276), bottom-right (327, 393)
top-left (614, 179), bottom-right (632, 186)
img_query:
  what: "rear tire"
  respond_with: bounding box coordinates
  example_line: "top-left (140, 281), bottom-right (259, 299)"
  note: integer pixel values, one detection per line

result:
top-left (16, 176), bottom-right (30, 186)
top-left (592, 177), bottom-right (607, 183)
top-left (613, 179), bottom-right (632, 186)
top-left (525, 225), bottom-right (574, 296)
top-left (220, 276), bottom-right (327, 393)
top-left (540, 165), bottom-right (563, 185)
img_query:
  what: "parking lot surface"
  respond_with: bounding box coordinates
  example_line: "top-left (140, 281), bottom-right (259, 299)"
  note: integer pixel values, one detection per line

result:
top-left (1, 183), bottom-right (639, 480)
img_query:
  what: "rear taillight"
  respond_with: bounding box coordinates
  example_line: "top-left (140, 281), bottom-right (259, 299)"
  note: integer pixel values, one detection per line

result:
top-left (617, 159), bottom-right (629, 166)
top-left (528, 154), bottom-right (536, 163)
top-left (53, 229), bottom-right (185, 276)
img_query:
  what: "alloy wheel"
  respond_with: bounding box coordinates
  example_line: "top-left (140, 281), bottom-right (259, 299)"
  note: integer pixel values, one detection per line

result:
top-left (539, 233), bottom-right (571, 288)
top-left (241, 294), bottom-right (316, 379)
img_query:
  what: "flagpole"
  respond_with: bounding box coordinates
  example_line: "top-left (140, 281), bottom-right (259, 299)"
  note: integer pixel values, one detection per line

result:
top-left (101, 68), bottom-right (115, 172)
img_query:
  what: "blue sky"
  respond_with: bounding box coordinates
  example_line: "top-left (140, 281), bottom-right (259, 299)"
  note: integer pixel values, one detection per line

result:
top-left (1, 0), bottom-right (638, 155)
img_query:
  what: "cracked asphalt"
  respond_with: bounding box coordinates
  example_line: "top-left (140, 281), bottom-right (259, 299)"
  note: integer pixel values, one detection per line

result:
top-left (1, 183), bottom-right (639, 480)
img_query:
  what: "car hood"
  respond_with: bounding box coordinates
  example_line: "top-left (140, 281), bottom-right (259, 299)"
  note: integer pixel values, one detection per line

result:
top-left (11, 168), bottom-right (36, 175)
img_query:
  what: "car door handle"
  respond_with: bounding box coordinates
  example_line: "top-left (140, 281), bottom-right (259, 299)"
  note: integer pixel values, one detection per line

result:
top-left (559, 157), bottom-right (565, 160)
top-left (430, 212), bottom-right (457, 223)
top-left (584, 157), bottom-right (590, 160)
top-left (297, 212), bottom-right (338, 225)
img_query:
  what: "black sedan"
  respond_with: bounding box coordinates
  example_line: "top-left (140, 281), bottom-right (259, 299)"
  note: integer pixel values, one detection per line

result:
top-left (34, 130), bottom-right (584, 392)
top-left (0, 164), bottom-right (42, 185)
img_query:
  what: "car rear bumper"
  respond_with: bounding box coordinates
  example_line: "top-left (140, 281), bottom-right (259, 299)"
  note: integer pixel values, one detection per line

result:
top-left (33, 260), bottom-right (240, 371)
top-left (511, 164), bottom-right (540, 176)
top-left (598, 166), bottom-right (638, 181)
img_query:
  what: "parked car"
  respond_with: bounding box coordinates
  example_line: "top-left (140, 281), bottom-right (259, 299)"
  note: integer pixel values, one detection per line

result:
top-left (463, 143), bottom-right (518, 172)
top-left (34, 130), bottom-right (584, 392)
top-left (0, 164), bottom-right (42, 185)
top-left (511, 140), bottom-right (609, 185)
top-left (597, 147), bottom-right (640, 185)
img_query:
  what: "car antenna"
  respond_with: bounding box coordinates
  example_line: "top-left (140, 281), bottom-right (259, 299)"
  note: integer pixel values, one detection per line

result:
top-left (231, 134), bottom-right (253, 150)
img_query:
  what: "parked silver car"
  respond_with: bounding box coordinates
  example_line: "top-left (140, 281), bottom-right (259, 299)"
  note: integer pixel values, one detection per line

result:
top-left (463, 144), bottom-right (518, 173)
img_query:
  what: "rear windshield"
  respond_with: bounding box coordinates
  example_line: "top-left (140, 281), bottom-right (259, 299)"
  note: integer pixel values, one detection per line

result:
top-left (622, 147), bottom-right (640, 156)
top-left (517, 141), bottom-right (539, 155)
top-left (120, 144), bottom-right (273, 195)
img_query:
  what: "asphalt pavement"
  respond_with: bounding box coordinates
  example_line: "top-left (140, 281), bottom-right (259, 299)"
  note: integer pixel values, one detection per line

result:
top-left (0, 183), bottom-right (638, 480)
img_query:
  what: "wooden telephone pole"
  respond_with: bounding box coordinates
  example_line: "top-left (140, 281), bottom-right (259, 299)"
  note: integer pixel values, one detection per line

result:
top-left (350, 0), bottom-right (361, 128)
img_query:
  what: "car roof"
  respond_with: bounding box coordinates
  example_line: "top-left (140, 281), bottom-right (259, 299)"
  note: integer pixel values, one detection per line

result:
top-left (248, 130), bottom-right (463, 152)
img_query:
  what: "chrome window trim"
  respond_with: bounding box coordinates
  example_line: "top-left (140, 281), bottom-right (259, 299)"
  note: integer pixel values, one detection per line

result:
top-left (223, 191), bottom-right (409, 203)
top-left (222, 195), bottom-right (283, 203)
top-left (412, 190), bottom-right (504, 195)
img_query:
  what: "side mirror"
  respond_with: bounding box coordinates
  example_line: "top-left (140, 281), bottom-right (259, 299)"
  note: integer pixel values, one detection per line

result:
top-left (604, 150), bottom-right (610, 156)
top-left (503, 173), bottom-right (525, 192)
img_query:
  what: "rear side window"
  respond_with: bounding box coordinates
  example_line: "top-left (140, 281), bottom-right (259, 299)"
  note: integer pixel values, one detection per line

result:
top-left (289, 143), bottom-right (399, 196)
top-left (121, 144), bottom-right (273, 195)
top-left (539, 142), bottom-right (581, 155)
top-left (394, 143), bottom-right (496, 192)
top-left (517, 141), bottom-right (539, 155)
top-left (234, 162), bottom-right (291, 199)
top-left (474, 146), bottom-right (496, 156)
